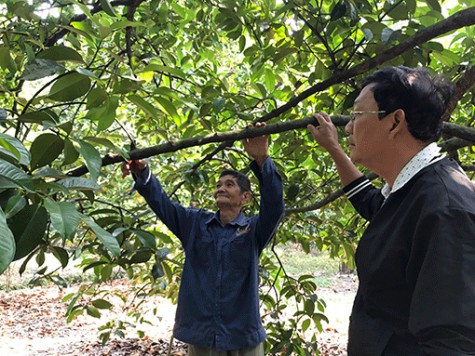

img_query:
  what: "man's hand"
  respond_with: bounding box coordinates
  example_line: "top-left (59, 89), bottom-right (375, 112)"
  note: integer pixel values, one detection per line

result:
top-left (121, 159), bottom-right (148, 178)
top-left (307, 112), bottom-right (343, 155)
top-left (242, 122), bottom-right (269, 167)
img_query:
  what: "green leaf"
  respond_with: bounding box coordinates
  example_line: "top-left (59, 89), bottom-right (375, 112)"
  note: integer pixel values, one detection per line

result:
top-left (86, 96), bottom-right (119, 132)
top-left (128, 94), bottom-right (160, 118)
top-left (30, 133), bottom-right (64, 170)
top-left (50, 246), bottom-right (69, 268)
top-left (0, 160), bottom-right (34, 190)
top-left (155, 97), bottom-right (179, 121)
top-left (239, 35), bottom-right (246, 52)
top-left (18, 110), bottom-right (59, 126)
top-left (47, 73), bottom-right (91, 102)
top-left (37, 45), bottom-right (84, 63)
top-left (82, 215), bottom-right (120, 257)
top-left (86, 87), bottom-right (108, 108)
top-left (155, 231), bottom-right (174, 244)
top-left (57, 121), bottom-right (74, 135)
top-left (133, 229), bottom-right (157, 249)
top-left (20, 59), bottom-right (65, 81)
top-left (304, 298), bottom-right (315, 316)
top-left (100, 0), bottom-right (117, 17)
top-left (57, 177), bottom-right (101, 191)
top-left (75, 67), bottom-right (98, 79)
top-left (44, 199), bottom-right (81, 241)
top-left (9, 204), bottom-right (48, 260)
top-left (92, 298), bottom-right (113, 309)
top-left (0, 177), bottom-right (19, 189)
top-left (152, 260), bottom-right (164, 278)
top-left (212, 97), bottom-right (226, 113)
top-left (130, 250), bottom-right (153, 263)
top-left (99, 331), bottom-right (111, 346)
top-left (0, 136), bottom-right (20, 163)
top-left (33, 167), bottom-right (66, 178)
top-left (0, 207), bottom-right (15, 275)
top-left (86, 305), bottom-right (101, 318)
top-left (264, 68), bottom-right (276, 92)
top-left (77, 140), bottom-right (102, 180)
top-left (330, 1), bottom-right (346, 21)
top-left (141, 64), bottom-right (186, 78)
top-left (425, 0), bottom-right (441, 12)
top-left (286, 183), bottom-right (300, 201)
top-left (109, 20), bottom-right (146, 30)
top-left (112, 78), bottom-right (143, 94)
top-left (5, 195), bottom-right (27, 219)
top-left (0, 46), bottom-right (17, 73)
top-left (83, 137), bottom-right (122, 155)
top-left (62, 138), bottom-right (80, 166)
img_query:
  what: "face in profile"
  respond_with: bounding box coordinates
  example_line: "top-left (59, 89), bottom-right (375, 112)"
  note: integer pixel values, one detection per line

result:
top-left (346, 84), bottom-right (390, 169)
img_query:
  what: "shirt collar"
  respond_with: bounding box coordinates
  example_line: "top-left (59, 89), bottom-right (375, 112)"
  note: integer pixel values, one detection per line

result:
top-left (205, 211), bottom-right (249, 226)
top-left (381, 142), bottom-right (444, 198)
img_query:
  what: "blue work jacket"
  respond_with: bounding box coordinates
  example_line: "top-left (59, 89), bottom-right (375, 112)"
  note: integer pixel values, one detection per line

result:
top-left (134, 157), bottom-right (284, 350)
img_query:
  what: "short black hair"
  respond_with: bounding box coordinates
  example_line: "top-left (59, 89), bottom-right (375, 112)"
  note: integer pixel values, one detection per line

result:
top-left (219, 170), bottom-right (251, 193)
top-left (362, 66), bottom-right (454, 142)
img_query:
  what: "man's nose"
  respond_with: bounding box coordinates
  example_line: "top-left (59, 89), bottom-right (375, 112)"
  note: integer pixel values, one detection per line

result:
top-left (345, 120), bottom-right (353, 135)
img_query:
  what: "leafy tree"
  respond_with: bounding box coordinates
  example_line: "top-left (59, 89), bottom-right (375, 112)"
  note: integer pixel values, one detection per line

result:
top-left (0, 0), bottom-right (474, 353)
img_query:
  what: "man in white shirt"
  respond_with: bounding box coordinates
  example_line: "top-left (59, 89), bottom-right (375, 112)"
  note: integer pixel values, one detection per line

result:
top-left (308, 66), bottom-right (475, 355)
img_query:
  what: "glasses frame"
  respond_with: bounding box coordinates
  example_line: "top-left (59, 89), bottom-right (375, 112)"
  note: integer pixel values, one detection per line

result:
top-left (349, 110), bottom-right (386, 122)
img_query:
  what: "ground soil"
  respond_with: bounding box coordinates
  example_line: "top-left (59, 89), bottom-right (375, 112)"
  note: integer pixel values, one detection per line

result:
top-left (0, 274), bottom-right (356, 355)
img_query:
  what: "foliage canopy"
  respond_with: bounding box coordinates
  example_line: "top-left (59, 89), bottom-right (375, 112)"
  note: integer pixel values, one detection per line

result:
top-left (0, 0), bottom-right (474, 353)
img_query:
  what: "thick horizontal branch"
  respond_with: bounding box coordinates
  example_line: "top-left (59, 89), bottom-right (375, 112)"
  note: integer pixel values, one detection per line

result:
top-left (66, 116), bottom-right (475, 177)
top-left (442, 122), bottom-right (475, 143)
top-left (66, 115), bottom-right (341, 176)
top-left (439, 137), bottom-right (473, 152)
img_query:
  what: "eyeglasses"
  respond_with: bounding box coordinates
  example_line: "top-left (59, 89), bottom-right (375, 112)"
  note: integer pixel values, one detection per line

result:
top-left (349, 110), bottom-right (386, 122)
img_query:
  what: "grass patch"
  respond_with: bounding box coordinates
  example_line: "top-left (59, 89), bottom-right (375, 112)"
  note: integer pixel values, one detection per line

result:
top-left (274, 244), bottom-right (340, 287)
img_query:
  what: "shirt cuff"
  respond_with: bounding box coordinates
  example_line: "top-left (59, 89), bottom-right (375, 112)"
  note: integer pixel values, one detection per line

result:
top-left (343, 176), bottom-right (372, 199)
top-left (250, 156), bottom-right (272, 179)
top-left (134, 166), bottom-right (152, 187)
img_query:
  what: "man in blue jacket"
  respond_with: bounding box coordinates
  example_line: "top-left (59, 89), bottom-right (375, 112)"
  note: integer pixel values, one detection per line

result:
top-left (308, 66), bottom-right (475, 355)
top-left (122, 122), bottom-right (284, 356)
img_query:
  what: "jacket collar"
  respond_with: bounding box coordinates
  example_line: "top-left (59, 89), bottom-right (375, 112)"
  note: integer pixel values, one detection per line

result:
top-left (205, 211), bottom-right (249, 226)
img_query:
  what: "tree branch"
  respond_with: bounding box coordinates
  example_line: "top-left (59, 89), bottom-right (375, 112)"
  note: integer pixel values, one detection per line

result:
top-left (444, 65), bottom-right (475, 120)
top-left (285, 173), bottom-right (379, 215)
top-left (45, 0), bottom-right (130, 47)
top-left (257, 7), bottom-right (475, 124)
top-left (66, 116), bottom-right (475, 177)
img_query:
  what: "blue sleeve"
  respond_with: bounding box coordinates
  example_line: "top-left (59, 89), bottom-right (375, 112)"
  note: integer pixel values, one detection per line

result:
top-left (250, 157), bottom-right (285, 252)
top-left (343, 176), bottom-right (385, 221)
top-left (133, 166), bottom-right (198, 247)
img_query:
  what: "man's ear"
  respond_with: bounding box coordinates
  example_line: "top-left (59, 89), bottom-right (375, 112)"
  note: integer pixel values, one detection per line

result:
top-left (241, 191), bottom-right (252, 205)
top-left (389, 109), bottom-right (406, 138)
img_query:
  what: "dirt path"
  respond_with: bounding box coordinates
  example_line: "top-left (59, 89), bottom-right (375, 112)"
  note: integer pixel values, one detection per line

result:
top-left (0, 276), bottom-right (356, 355)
